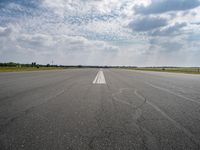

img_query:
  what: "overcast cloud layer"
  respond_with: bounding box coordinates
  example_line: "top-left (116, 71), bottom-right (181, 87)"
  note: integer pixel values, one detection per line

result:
top-left (0, 0), bottom-right (200, 66)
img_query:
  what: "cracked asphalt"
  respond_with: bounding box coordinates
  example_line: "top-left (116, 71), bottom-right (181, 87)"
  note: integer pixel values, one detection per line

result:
top-left (0, 69), bottom-right (200, 150)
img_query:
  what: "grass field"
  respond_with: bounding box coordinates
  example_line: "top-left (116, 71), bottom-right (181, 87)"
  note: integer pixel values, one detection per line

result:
top-left (1, 66), bottom-right (200, 74)
top-left (131, 67), bottom-right (200, 74)
top-left (0, 67), bottom-right (65, 72)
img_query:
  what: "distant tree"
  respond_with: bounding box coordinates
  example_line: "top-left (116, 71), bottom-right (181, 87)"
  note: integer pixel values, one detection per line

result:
top-left (7, 62), bottom-right (17, 67)
top-left (31, 62), bottom-right (36, 67)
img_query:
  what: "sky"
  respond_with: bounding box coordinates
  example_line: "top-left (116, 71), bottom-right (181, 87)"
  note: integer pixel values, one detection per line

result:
top-left (0, 0), bottom-right (200, 66)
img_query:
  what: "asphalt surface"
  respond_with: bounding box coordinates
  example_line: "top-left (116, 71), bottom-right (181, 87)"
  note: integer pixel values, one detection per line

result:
top-left (0, 69), bottom-right (200, 150)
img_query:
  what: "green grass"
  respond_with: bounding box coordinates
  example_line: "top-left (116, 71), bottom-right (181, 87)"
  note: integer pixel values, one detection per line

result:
top-left (130, 67), bottom-right (200, 74)
top-left (0, 67), bottom-right (65, 72)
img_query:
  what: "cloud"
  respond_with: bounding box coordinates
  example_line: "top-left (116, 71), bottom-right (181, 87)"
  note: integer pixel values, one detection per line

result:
top-left (187, 33), bottom-right (200, 41)
top-left (128, 16), bottom-right (168, 32)
top-left (0, 0), bottom-right (40, 8)
top-left (17, 34), bottom-right (54, 50)
top-left (0, 26), bottom-right (12, 36)
top-left (150, 22), bottom-right (187, 36)
top-left (135, 0), bottom-right (200, 14)
top-left (150, 37), bottom-right (183, 52)
top-left (64, 13), bottom-right (118, 25)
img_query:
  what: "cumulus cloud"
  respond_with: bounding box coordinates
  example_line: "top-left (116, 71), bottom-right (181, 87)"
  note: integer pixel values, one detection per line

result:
top-left (135, 0), bottom-right (200, 14)
top-left (0, 27), bottom-right (12, 36)
top-left (129, 16), bottom-right (168, 32)
top-left (150, 22), bottom-right (187, 36)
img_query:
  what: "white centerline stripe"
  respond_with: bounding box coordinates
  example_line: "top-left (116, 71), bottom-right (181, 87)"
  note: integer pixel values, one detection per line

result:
top-left (93, 70), bottom-right (106, 84)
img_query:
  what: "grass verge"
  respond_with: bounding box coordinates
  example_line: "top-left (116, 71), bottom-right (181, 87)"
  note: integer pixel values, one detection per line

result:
top-left (0, 67), bottom-right (65, 73)
top-left (129, 67), bottom-right (200, 74)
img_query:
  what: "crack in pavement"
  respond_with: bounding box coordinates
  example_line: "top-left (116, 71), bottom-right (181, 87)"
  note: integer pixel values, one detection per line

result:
top-left (135, 89), bottom-right (200, 148)
top-left (111, 88), bottom-right (159, 150)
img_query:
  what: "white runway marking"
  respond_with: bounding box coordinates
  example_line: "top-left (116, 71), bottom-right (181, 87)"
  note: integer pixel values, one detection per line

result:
top-left (93, 69), bottom-right (106, 84)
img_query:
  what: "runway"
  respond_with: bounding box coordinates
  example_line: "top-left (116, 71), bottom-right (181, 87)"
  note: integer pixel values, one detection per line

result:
top-left (0, 69), bottom-right (200, 150)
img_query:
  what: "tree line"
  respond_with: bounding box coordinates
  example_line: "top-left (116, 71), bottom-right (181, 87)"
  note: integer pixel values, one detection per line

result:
top-left (0, 62), bottom-right (138, 69)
